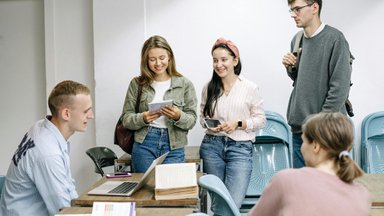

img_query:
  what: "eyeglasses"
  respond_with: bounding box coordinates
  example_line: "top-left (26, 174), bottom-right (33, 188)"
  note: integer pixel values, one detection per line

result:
top-left (289, 3), bottom-right (314, 14)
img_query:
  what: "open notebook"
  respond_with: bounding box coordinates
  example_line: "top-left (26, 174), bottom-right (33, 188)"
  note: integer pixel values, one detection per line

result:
top-left (88, 152), bottom-right (169, 196)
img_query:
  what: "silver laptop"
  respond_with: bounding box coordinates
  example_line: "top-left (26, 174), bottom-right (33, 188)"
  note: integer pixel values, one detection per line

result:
top-left (88, 152), bottom-right (169, 196)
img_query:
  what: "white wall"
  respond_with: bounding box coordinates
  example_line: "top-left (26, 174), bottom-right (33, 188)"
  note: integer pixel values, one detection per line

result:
top-left (0, 0), bottom-right (97, 194)
top-left (1, 0), bottom-right (384, 195)
top-left (44, 0), bottom-right (97, 193)
top-left (93, 0), bottom-right (145, 155)
top-left (93, 0), bottom-right (384, 162)
top-left (0, 0), bottom-right (46, 179)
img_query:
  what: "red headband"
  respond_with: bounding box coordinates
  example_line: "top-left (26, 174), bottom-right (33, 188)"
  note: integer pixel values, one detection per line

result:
top-left (212, 37), bottom-right (240, 58)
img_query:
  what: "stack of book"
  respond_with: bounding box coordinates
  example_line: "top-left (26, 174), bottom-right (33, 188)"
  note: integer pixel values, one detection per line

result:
top-left (155, 163), bottom-right (198, 200)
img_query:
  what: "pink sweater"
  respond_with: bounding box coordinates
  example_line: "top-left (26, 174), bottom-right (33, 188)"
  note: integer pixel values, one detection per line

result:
top-left (248, 167), bottom-right (372, 216)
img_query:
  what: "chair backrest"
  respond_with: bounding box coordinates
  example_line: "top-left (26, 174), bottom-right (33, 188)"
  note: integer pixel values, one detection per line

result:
top-left (198, 174), bottom-right (241, 216)
top-left (361, 111), bottom-right (384, 141)
top-left (256, 111), bottom-right (292, 162)
top-left (361, 112), bottom-right (384, 173)
top-left (0, 175), bottom-right (5, 200)
top-left (256, 111), bottom-right (291, 145)
top-left (247, 143), bottom-right (290, 195)
top-left (86, 147), bottom-right (118, 176)
top-left (254, 110), bottom-right (291, 166)
top-left (241, 111), bottom-right (291, 212)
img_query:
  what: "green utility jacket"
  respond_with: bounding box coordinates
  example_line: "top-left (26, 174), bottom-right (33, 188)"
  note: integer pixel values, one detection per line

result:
top-left (122, 76), bottom-right (197, 150)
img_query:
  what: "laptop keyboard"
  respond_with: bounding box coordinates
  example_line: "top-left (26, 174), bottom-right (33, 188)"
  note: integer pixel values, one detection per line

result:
top-left (108, 182), bottom-right (138, 194)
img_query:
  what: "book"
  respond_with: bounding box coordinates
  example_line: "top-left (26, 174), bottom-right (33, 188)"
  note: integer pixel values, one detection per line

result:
top-left (148, 99), bottom-right (173, 112)
top-left (91, 202), bottom-right (135, 216)
top-left (155, 163), bottom-right (198, 200)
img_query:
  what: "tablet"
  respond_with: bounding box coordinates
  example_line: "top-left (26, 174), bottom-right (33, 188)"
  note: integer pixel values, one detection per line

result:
top-left (204, 118), bottom-right (221, 129)
top-left (148, 99), bottom-right (173, 112)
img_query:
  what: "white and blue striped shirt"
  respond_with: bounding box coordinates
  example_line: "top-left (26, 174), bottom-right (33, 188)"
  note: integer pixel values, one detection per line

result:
top-left (0, 116), bottom-right (78, 216)
top-left (200, 75), bottom-right (266, 142)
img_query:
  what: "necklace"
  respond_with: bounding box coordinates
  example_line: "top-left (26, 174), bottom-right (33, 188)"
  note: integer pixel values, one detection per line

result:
top-left (223, 78), bottom-right (237, 95)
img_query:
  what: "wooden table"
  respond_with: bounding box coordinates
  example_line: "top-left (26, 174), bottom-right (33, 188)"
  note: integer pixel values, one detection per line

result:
top-left (370, 208), bottom-right (384, 216)
top-left (115, 146), bottom-right (202, 171)
top-left (355, 174), bottom-right (384, 207)
top-left (74, 173), bottom-right (205, 211)
top-left (58, 207), bottom-right (198, 215)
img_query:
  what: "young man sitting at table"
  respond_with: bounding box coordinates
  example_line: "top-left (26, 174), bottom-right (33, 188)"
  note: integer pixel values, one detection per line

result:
top-left (0, 80), bottom-right (94, 216)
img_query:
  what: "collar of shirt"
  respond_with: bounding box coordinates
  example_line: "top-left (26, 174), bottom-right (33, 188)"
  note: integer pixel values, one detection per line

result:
top-left (238, 75), bottom-right (245, 82)
top-left (304, 22), bottom-right (326, 38)
top-left (44, 116), bottom-right (70, 154)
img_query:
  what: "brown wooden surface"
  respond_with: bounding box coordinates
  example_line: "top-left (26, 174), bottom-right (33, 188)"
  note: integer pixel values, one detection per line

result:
top-left (355, 174), bottom-right (384, 207)
top-left (370, 208), bottom-right (384, 216)
top-left (116, 146), bottom-right (201, 164)
top-left (74, 173), bottom-right (201, 207)
top-left (58, 207), bottom-right (198, 215)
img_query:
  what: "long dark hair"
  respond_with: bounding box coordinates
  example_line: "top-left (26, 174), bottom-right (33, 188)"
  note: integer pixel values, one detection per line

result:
top-left (203, 44), bottom-right (242, 117)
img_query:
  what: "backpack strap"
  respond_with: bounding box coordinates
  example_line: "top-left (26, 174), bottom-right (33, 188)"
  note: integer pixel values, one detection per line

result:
top-left (293, 30), bottom-right (304, 55)
top-left (287, 30), bottom-right (304, 82)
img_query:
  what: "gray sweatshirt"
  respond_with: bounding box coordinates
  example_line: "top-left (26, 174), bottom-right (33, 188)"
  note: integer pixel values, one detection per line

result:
top-left (287, 25), bottom-right (351, 132)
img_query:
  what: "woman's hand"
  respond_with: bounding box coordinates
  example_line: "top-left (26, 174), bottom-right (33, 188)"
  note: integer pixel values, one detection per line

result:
top-left (143, 111), bottom-right (161, 124)
top-left (161, 105), bottom-right (181, 121)
top-left (207, 126), bottom-right (221, 133)
top-left (218, 120), bottom-right (237, 134)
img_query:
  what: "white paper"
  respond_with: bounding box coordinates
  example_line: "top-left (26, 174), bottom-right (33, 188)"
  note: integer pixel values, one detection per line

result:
top-left (91, 202), bottom-right (135, 216)
top-left (148, 99), bottom-right (173, 112)
top-left (55, 214), bottom-right (91, 216)
top-left (155, 163), bottom-right (197, 189)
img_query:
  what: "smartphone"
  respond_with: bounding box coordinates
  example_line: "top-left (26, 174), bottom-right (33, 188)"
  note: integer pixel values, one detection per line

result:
top-left (105, 172), bottom-right (132, 178)
top-left (203, 118), bottom-right (221, 129)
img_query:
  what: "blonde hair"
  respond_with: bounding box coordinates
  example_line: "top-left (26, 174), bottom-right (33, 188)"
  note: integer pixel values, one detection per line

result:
top-left (139, 35), bottom-right (182, 85)
top-left (302, 112), bottom-right (364, 183)
top-left (48, 80), bottom-right (90, 116)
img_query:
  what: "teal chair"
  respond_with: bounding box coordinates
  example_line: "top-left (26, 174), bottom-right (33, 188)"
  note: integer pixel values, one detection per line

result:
top-left (361, 111), bottom-right (384, 173)
top-left (199, 174), bottom-right (241, 216)
top-left (241, 111), bottom-right (291, 213)
top-left (0, 175), bottom-right (5, 198)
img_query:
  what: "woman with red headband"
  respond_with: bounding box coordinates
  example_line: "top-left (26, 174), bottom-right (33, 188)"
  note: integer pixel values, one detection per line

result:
top-left (199, 37), bottom-right (266, 213)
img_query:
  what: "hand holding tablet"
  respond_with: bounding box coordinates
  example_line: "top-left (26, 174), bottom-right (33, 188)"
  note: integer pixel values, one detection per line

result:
top-left (148, 99), bottom-right (173, 112)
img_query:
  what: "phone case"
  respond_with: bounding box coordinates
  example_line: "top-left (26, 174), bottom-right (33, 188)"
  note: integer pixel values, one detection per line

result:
top-left (204, 118), bottom-right (221, 128)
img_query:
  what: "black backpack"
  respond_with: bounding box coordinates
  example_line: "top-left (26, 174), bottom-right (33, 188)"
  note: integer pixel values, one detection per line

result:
top-left (288, 30), bottom-right (354, 117)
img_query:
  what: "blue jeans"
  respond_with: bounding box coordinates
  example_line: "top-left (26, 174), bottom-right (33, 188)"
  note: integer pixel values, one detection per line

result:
top-left (131, 127), bottom-right (185, 173)
top-left (292, 132), bottom-right (305, 168)
top-left (200, 135), bottom-right (253, 214)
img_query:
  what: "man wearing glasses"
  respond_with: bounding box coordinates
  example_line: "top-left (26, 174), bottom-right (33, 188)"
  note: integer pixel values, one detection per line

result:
top-left (282, 0), bottom-right (352, 168)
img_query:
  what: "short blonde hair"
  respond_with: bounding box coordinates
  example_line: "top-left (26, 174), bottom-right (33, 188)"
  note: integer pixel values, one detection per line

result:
top-left (48, 80), bottom-right (90, 116)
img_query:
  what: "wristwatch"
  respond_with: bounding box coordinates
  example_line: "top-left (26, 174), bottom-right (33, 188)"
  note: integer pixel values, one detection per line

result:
top-left (237, 120), bottom-right (242, 129)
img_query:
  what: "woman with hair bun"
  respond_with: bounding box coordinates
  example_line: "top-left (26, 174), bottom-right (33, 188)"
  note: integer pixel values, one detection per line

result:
top-left (248, 112), bottom-right (371, 216)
